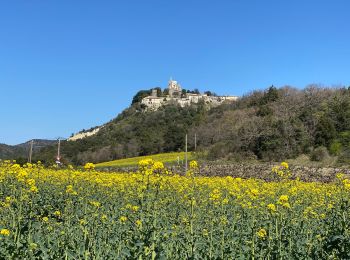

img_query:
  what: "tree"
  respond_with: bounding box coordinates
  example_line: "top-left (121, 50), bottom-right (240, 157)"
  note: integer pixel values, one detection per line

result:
top-left (315, 115), bottom-right (336, 147)
top-left (132, 90), bottom-right (151, 104)
top-left (163, 88), bottom-right (169, 96)
top-left (155, 87), bottom-right (162, 97)
top-left (193, 88), bottom-right (200, 94)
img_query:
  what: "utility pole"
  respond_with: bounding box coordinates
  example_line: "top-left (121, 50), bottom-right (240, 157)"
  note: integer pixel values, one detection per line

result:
top-left (56, 138), bottom-right (61, 165)
top-left (194, 133), bottom-right (197, 151)
top-left (28, 140), bottom-right (34, 163)
top-left (185, 134), bottom-right (188, 174)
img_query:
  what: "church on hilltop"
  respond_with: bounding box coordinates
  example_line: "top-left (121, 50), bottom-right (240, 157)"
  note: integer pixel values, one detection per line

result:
top-left (141, 78), bottom-right (238, 110)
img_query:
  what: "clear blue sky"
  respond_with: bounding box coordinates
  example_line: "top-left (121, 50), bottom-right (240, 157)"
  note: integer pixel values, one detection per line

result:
top-left (1, 0), bottom-right (349, 145)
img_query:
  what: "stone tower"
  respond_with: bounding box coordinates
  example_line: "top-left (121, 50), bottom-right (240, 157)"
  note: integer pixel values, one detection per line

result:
top-left (168, 78), bottom-right (182, 97)
top-left (151, 89), bottom-right (158, 97)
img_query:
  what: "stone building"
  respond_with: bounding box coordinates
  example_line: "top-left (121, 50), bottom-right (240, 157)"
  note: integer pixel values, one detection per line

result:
top-left (168, 79), bottom-right (182, 97)
top-left (141, 78), bottom-right (238, 111)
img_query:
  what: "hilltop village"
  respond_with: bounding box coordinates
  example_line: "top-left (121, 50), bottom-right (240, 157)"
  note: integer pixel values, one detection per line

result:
top-left (68, 79), bottom-right (238, 141)
top-left (141, 79), bottom-right (238, 110)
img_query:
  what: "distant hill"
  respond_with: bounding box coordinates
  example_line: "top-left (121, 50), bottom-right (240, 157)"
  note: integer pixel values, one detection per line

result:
top-left (0, 139), bottom-right (56, 162)
top-left (0, 143), bottom-right (27, 160)
top-left (36, 85), bottom-right (350, 166)
top-left (16, 139), bottom-right (57, 150)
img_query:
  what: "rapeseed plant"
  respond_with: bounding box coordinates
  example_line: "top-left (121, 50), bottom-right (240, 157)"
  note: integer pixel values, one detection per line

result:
top-left (0, 160), bottom-right (349, 258)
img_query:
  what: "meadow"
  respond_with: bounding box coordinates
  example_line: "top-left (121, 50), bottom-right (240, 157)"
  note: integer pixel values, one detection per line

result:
top-left (0, 160), bottom-right (349, 259)
top-left (96, 152), bottom-right (193, 168)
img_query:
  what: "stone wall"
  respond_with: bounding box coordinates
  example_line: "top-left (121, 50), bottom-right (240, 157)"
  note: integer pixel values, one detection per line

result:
top-left (100, 162), bottom-right (350, 183)
top-left (194, 163), bottom-right (350, 183)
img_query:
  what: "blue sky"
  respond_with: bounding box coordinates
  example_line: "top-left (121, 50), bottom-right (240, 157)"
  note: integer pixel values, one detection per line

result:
top-left (1, 0), bottom-right (350, 145)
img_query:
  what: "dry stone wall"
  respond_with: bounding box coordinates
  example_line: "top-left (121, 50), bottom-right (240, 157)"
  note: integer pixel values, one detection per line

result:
top-left (196, 163), bottom-right (350, 183)
top-left (99, 163), bottom-right (350, 183)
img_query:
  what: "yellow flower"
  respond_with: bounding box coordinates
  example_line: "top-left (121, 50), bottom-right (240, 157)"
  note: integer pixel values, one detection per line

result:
top-left (0, 229), bottom-right (10, 236)
top-left (119, 216), bottom-right (127, 223)
top-left (257, 228), bottom-right (267, 239)
top-left (278, 195), bottom-right (289, 204)
top-left (54, 211), bottom-right (61, 217)
top-left (277, 170), bottom-right (284, 177)
top-left (138, 159), bottom-right (154, 168)
top-left (250, 189), bottom-right (259, 196)
top-left (336, 173), bottom-right (344, 180)
top-left (132, 206), bottom-right (139, 212)
top-left (30, 186), bottom-right (39, 193)
top-left (327, 203), bottom-right (334, 210)
top-left (136, 220), bottom-right (142, 228)
top-left (26, 163), bottom-right (33, 168)
top-left (16, 170), bottom-right (28, 182)
top-left (342, 179), bottom-right (350, 190)
top-left (272, 166), bottom-right (279, 174)
top-left (189, 160), bottom-right (198, 169)
top-left (42, 217), bottom-right (49, 222)
top-left (26, 178), bottom-right (36, 186)
top-left (90, 201), bottom-right (101, 207)
top-left (66, 185), bottom-right (75, 194)
top-left (152, 161), bottom-right (164, 170)
top-left (280, 162), bottom-right (289, 169)
top-left (209, 189), bottom-right (221, 203)
top-left (11, 164), bottom-right (21, 170)
top-left (267, 203), bottom-right (276, 212)
top-left (84, 163), bottom-right (95, 170)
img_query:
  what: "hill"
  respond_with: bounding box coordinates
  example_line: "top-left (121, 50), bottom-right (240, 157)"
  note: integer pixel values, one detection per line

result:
top-left (0, 143), bottom-right (27, 160)
top-left (36, 85), bottom-right (350, 166)
top-left (0, 139), bottom-right (56, 163)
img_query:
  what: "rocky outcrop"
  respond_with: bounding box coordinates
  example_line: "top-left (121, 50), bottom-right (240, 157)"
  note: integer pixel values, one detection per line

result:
top-left (68, 127), bottom-right (101, 141)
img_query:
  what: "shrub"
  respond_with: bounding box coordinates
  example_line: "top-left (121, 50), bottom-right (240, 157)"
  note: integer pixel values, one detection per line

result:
top-left (207, 142), bottom-right (231, 160)
top-left (337, 148), bottom-right (350, 164)
top-left (329, 140), bottom-right (342, 156)
top-left (310, 146), bottom-right (329, 161)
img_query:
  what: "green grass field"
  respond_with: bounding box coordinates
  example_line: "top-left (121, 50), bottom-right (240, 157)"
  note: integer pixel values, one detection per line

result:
top-left (96, 152), bottom-right (193, 168)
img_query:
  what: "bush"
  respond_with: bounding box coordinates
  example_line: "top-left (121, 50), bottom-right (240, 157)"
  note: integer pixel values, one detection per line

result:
top-left (337, 148), bottom-right (350, 164)
top-left (310, 146), bottom-right (329, 161)
top-left (226, 151), bottom-right (257, 162)
top-left (207, 142), bottom-right (231, 160)
top-left (329, 140), bottom-right (342, 156)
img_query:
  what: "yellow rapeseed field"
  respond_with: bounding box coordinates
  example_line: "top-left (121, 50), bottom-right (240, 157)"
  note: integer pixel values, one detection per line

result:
top-left (0, 159), bottom-right (349, 259)
top-left (96, 152), bottom-right (192, 168)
